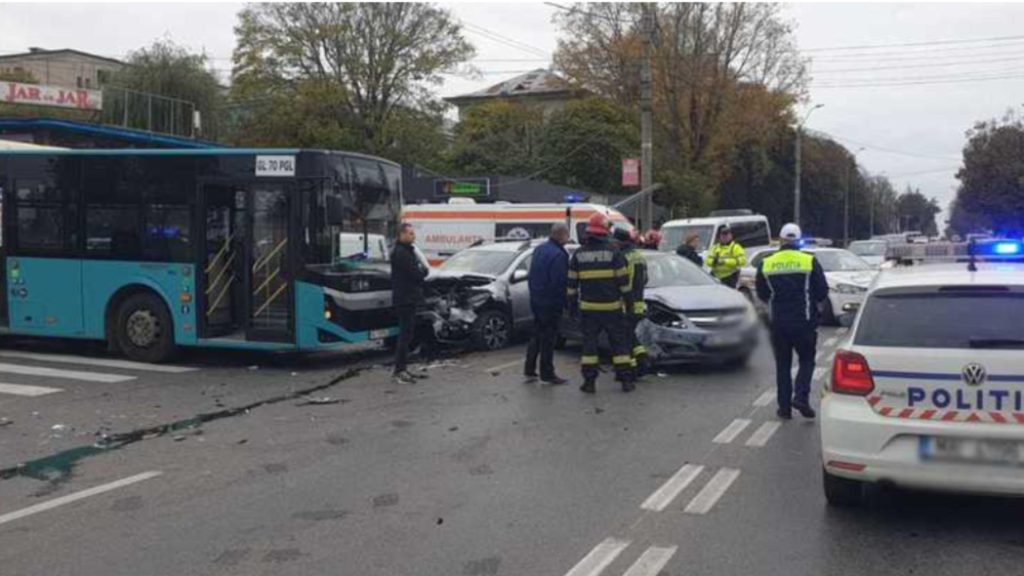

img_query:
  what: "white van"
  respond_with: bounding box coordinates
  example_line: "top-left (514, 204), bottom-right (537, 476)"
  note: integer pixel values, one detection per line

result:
top-left (402, 200), bottom-right (633, 265)
top-left (659, 212), bottom-right (772, 256)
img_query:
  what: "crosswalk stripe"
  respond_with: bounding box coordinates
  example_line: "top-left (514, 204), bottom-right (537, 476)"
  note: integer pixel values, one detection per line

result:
top-left (0, 382), bottom-right (62, 397)
top-left (0, 471), bottom-right (162, 526)
top-left (684, 468), bottom-right (741, 515)
top-left (640, 464), bottom-right (704, 512)
top-left (621, 546), bottom-right (677, 576)
top-left (712, 419), bottom-right (751, 444)
top-left (745, 421), bottom-right (781, 448)
top-left (564, 538), bottom-right (631, 576)
top-left (753, 390), bottom-right (774, 407)
top-left (0, 351), bottom-right (196, 373)
top-left (0, 363), bottom-right (135, 383)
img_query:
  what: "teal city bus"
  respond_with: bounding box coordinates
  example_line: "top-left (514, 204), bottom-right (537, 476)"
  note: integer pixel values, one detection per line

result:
top-left (0, 148), bottom-right (401, 362)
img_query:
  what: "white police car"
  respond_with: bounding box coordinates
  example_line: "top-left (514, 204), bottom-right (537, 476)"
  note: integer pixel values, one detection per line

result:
top-left (821, 240), bottom-right (1024, 506)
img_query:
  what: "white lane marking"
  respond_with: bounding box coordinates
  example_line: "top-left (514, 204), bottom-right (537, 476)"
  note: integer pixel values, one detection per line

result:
top-left (684, 468), bottom-right (741, 515)
top-left (823, 336), bottom-right (839, 348)
top-left (0, 363), bottom-right (135, 383)
top-left (0, 471), bottom-right (162, 526)
top-left (564, 537), bottom-right (631, 576)
top-left (485, 360), bottom-right (522, 374)
top-left (640, 464), bottom-right (704, 512)
top-left (0, 351), bottom-right (196, 373)
top-left (813, 367), bottom-right (827, 381)
top-left (745, 421), bottom-right (782, 447)
top-left (836, 327), bottom-right (848, 336)
top-left (712, 418), bottom-right (752, 444)
top-left (622, 545), bottom-right (677, 576)
top-left (753, 390), bottom-right (774, 407)
top-left (0, 382), bottom-right (62, 397)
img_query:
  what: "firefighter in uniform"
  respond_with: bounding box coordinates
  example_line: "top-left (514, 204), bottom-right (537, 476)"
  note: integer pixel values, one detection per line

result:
top-left (568, 213), bottom-right (636, 394)
top-left (755, 223), bottom-right (829, 420)
top-left (613, 226), bottom-right (649, 377)
top-left (705, 224), bottom-right (747, 288)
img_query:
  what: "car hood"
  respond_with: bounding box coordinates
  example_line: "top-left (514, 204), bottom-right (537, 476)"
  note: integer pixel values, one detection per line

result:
top-left (426, 270), bottom-right (497, 284)
top-left (825, 270), bottom-right (877, 287)
top-left (646, 284), bottom-right (750, 311)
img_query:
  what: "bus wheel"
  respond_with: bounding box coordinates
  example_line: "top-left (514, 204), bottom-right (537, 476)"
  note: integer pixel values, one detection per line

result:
top-left (114, 292), bottom-right (176, 363)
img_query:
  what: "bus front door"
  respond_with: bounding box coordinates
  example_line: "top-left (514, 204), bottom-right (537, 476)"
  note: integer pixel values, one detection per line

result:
top-left (245, 184), bottom-right (293, 343)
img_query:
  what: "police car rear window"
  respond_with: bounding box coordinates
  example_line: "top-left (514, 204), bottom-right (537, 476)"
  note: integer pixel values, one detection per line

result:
top-left (855, 292), bottom-right (1024, 349)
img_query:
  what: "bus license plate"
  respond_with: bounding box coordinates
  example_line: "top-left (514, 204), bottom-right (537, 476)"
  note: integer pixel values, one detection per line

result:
top-left (920, 436), bottom-right (1024, 467)
top-left (370, 329), bottom-right (390, 340)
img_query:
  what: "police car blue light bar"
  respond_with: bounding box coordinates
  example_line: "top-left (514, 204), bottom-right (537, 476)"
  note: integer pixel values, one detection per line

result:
top-left (992, 241), bottom-right (1021, 255)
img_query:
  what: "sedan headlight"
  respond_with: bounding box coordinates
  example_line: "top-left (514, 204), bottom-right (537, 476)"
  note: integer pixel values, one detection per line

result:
top-left (667, 315), bottom-right (689, 329)
top-left (832, 283), bottom-right (867, 294)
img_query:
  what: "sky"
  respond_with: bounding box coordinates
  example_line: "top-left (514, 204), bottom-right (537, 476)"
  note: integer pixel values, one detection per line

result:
top-left (5, 2), bottom-right (1024, 227)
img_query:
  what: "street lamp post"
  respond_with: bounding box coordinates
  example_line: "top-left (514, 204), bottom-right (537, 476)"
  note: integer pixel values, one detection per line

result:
top-left (794, 103), bottom-right (824, 227)
top-left (844, 146), bottom-right (866, 247)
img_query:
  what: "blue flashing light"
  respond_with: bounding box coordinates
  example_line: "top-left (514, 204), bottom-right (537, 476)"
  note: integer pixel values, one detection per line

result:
top-left (564, 193), bottom-right (584, 204)
top-left (992, 241), bottom-right (1021, 255)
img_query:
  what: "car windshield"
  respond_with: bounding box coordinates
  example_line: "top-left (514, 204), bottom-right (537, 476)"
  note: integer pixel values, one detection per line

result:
top-left (849, 242), bottom-right (887, 257)
top-left (662, 225), bottom-right (714, 252)
top-left (856, 291), bottom-right (1024, 348)
top-left (441, 249), bottom-right (519, 276)
top-left (646, 254), bottom-right (717, 288)
top-left (814, 250), bottom-right (871, 271)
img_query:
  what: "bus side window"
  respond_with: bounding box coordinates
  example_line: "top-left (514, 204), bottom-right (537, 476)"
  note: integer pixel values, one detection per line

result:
top-left (83, 156), bottom-right (140, 259)
top-left (12, 156), bottom-right (78, 255)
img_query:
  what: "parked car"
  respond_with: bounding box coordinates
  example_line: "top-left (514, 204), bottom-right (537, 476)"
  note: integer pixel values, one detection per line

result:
top-left (560, 251), bottom-right (759, 367)
top-left (419, 239), bottom-right (547, 351)
top-left (739, 247), bottom-right (878, 324)
top-left (847, 240), bottom-right (888, 268)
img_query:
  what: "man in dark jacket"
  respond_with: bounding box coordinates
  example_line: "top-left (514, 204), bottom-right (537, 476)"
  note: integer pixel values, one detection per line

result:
top-left (755, 223), bottom-right (829, 420)
top-left (390, 223), bottom-right (429, 384)
top-left (676, 233), bottom-right (704, 267)
top-left (524, 223), bottom-right (571, 385)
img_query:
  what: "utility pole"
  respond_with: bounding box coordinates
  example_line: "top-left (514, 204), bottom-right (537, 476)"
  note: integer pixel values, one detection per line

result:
top-left (844, 147), bottom-right (865, 247)
top-left (640, 3), bottom-right (654, 232)
top-left (794, 104), bottom-right (824, 227)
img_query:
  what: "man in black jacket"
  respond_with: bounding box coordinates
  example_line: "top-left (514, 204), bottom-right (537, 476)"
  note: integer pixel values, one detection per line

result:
top-left (755, 223), bottom-right (829, 420)
top-left (390, 223), bottom-right (429, 384)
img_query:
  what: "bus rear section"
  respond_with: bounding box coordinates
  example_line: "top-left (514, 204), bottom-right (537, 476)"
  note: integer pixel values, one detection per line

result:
top-left (0, 149), bottom-right (400, 361)
top-left (402, 202), bottom-right (632, 265)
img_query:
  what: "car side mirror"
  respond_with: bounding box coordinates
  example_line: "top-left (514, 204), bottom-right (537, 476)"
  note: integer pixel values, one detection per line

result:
top-left (512, 269), bottom-right (528, 283)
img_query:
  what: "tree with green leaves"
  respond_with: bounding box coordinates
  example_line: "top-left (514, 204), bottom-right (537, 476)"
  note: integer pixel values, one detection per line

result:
top-left (446, 99), bottom-right (545, 176)
top-left (109, 39), bottom-right (224, 139)
top-left (896, 187), bottom-right (942, 236)
top-left (230, 2), bottom-right (473, 164)
top-left (952, 110), bottom-right (1024, 235)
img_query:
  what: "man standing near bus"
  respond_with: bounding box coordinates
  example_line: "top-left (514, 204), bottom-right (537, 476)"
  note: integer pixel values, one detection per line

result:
top-left (705, 224), bottom-right (746, 288)
top-left (524, 222), bottom-right (570, 385)
top-left (391, 223), bottom-right (430, 385)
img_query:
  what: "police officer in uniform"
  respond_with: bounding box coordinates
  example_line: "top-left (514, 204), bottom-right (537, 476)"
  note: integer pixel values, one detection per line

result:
top-left (568, 213), bottom-right (636, 394)
top-left (755, 223), bottom-right (829, 420)
top-left (613, 226), bottom-right (649, 377)
top-left (705, 225), bottom-right (747, 288)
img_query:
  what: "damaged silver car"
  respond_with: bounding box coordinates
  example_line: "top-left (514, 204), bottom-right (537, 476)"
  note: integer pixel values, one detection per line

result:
top-left (561, 251), bottom-right (760, 367)
top-left (420, 240), bottom-right (542, 350)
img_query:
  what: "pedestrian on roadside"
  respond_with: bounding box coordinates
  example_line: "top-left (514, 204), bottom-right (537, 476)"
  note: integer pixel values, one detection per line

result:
top-left (676, 233), bottom-right (704, 267)
top-left (705, 225), bottom-right (747, 288)
top-left (755, 223), bottom-right (829, 420)
top-left (568, 213), bottom-right (636, 394)
top-left (390, 223), bottom-right (430, 385)
top-left (524, 222), bottom-right (571, 385)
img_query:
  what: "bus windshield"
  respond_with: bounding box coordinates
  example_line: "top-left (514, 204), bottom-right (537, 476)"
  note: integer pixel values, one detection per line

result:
top-left (662, 225), bottom-right (715, 252)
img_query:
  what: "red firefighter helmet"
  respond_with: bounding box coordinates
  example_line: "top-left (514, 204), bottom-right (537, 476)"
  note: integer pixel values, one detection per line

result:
top-left (586, 213), bottom-right (611, 236)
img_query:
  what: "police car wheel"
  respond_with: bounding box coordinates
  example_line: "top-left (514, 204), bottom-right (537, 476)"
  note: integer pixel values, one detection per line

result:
top-left (115, 292), bottom-right (176, 363)
top-left (473, 310), bottom-right (511, 351)
top-left (823, 468), bottom-right (863, 508)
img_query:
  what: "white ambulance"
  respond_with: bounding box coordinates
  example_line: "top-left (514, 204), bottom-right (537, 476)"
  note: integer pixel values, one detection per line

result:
top-left (402, 199), bottom-right (634, 265)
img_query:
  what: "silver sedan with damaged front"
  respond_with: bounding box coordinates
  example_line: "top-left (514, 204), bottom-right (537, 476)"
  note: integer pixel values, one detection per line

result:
top-left (562, 251), bottom-right (760, 367)
top-left (420, 240), bottom-right (541, 351)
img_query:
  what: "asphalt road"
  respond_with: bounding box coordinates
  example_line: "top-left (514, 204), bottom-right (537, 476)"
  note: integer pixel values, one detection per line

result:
top-left (1, 327), bottom-right (1023, 576)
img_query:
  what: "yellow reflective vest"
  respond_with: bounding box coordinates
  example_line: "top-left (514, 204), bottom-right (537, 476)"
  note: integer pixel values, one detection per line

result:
top-left (704, 241), bottom-right (747, 279)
